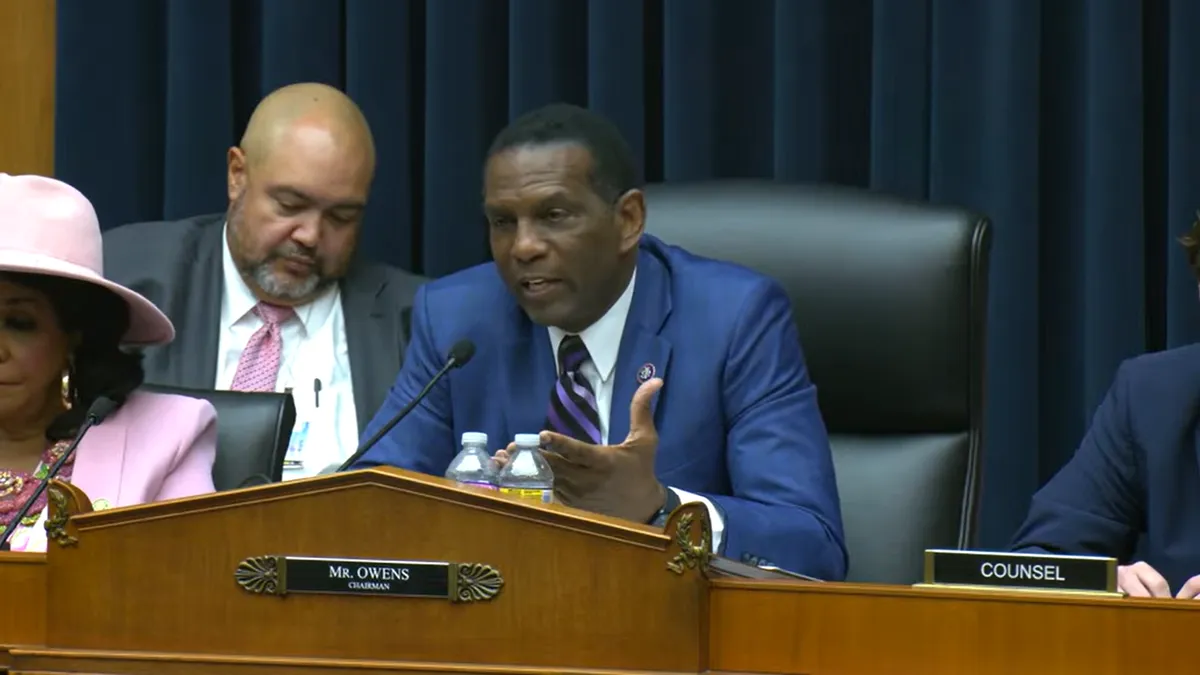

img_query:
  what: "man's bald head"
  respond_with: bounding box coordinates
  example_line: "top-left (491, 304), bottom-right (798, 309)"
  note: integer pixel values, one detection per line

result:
top-left (224, 83), bottom-right (375, 307)
top-left (239, 82), bottom-right (376, 170)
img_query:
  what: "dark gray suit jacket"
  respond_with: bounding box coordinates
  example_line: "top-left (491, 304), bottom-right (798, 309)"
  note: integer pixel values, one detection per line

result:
top-left (102, 214), bottom-right (426, 433)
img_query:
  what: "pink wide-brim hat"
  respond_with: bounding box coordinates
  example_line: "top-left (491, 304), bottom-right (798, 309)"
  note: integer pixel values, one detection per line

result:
top-left (0, 174), bottom-right (174, 346)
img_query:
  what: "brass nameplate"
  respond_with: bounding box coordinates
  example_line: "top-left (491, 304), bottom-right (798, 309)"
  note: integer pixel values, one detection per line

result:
top-left (234, 555), bottom-right (504, 603)
top-left (921, 549), bottom-right (1118, 594)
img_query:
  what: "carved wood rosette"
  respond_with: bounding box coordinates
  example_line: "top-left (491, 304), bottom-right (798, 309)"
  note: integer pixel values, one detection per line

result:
top-left (664, 502), bottom-right (712, 575)
top-left (45, 479), bottom-right (93, 548)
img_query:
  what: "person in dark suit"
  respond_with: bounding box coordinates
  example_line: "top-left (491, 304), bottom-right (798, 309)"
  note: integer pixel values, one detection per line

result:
top-left (102, 83), bottom-right (424, 479)
top-left (351, 103), bottom-right (847, 579)
top-left (1011, 220), bottom-right (1200, 598)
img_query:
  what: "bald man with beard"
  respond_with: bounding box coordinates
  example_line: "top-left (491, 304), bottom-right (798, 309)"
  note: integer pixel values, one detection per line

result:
top-left (103, 83), bottom-right (425, 483)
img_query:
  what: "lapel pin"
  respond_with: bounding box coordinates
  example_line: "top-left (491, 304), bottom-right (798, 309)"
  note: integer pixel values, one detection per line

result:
top-left (636, 363), bottom-right (656, 384)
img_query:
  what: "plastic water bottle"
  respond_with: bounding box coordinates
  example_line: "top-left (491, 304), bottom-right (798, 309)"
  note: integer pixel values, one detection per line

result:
top-left (496, 433), bottom-right (554, 504)
top-left (445, 432), bottom-right (497, 490)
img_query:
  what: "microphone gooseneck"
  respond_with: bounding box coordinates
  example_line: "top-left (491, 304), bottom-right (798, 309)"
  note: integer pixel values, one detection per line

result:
top-left (0, 396), bottom-right (118, 550)
top-left (334, 339), bottom-right (476, 473)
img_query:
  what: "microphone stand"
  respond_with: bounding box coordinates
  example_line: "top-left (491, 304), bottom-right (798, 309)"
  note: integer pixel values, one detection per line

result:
top-left (0, 397), bottom-right (117, 550)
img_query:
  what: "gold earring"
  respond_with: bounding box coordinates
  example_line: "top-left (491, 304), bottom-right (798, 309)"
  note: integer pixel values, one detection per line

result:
top-left (60, 370), bottom-right (72, 410)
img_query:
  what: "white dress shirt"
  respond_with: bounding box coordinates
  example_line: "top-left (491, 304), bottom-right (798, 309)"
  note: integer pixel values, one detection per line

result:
top-left (214, 225), bottom-right (359, 479)
top-left (546, 269), bottom-right (726, 551)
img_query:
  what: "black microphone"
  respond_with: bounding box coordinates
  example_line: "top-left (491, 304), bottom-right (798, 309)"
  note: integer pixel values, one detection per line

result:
top-left (0, 396), bottom-right (119, 551)
top-left (334, 339), bottom-right (476, 473)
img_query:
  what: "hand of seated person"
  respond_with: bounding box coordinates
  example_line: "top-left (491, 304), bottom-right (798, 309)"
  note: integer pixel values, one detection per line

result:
top-left (1120, 561), bottom-right (1200, 599)
top-left (1173, 573), bottom-right (1200, 599)
top-left (493, 378), bottom-right (667, 523)
top-left (1118, 561), bottom-right (1172, 598)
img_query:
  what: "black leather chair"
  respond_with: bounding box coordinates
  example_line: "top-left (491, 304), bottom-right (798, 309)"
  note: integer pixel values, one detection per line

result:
top-left (643, 180), bottom-right (991, 584)
top-left (139, 384), bottom-right (296, 491)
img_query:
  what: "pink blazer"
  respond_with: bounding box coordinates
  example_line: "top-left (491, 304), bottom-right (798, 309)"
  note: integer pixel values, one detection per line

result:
top-left (9, 390), bottom-right (218, 552)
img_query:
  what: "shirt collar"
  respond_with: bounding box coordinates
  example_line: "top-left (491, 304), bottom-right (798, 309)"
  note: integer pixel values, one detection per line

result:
top-left (219, 223), bottom-right (339, 335)
top-left (547, 268), bottom-right (636, 383)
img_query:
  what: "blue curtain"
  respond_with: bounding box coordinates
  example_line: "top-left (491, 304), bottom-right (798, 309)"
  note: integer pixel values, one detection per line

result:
top-left (55, 0), bottom-right (1200, 548)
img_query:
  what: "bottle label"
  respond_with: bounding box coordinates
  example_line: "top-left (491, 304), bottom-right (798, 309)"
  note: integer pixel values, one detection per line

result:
top-left (456, 480), bottom-right (497, 491)
top-left (500, 487), bottom-right (553, 504)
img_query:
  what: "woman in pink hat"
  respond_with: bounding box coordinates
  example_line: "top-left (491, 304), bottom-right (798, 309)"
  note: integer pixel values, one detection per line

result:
top-left (0, 174), bottom-right (217, 552)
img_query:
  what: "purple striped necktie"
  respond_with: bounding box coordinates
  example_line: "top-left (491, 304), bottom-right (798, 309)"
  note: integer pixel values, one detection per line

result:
top-left (545, 335), bottom-right (603, 445)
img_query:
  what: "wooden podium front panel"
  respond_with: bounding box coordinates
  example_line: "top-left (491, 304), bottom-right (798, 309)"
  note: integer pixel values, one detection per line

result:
top-left (40, 473), bottom-right (705, 673)
top-left (708, 579), bottom-right (1200, 674)
top-left (0, 553), bottom-right (45, 648)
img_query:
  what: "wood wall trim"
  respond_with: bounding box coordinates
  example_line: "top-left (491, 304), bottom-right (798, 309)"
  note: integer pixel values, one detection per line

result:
top-left (0, 0), bottom-right (56, 176)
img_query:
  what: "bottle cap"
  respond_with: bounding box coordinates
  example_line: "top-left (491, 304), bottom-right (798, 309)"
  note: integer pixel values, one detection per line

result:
top-left (461, 431), bottom-right (488, 445)
top-left (513, 433), bottom-right (541, 447)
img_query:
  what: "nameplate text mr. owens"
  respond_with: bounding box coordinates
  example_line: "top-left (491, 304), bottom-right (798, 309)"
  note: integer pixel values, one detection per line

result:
top-left (233, 555), bottom-right (505, 602)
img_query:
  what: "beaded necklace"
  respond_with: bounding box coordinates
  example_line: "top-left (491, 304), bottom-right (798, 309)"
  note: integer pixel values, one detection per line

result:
top-left (0, 440), bottom-right (74, 536)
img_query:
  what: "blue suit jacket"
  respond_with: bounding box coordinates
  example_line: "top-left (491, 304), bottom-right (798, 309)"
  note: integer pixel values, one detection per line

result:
top-left (353, 235), bottom-right (847, 580)
top-left (1010, 344), bottom-right (1200, 592)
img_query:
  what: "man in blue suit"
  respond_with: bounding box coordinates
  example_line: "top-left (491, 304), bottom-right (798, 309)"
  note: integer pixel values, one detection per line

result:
top-left (353, 103), bottom-right (847, 580)
top-left (1011, 225), bottom-right (1200, 598)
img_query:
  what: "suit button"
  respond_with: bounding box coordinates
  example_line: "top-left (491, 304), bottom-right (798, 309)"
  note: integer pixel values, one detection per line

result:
top-left (740, 552), bottom-right (752, 563)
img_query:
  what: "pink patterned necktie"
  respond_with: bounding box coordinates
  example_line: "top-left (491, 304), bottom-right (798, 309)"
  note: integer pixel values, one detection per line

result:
top-left (230, 302), bottom-right (296, 392)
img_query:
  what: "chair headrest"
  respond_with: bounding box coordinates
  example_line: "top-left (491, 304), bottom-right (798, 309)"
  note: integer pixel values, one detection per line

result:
top-left (643, 180), bottom-right (991, 432)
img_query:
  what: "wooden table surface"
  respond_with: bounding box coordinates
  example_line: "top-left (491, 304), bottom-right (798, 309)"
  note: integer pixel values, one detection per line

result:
top-left (5, 571), bottom-right (1200, 673)
top-left (0, 552), bottom-right (45, 653)
top-left (709, 578), bottom-right (1200, 675)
